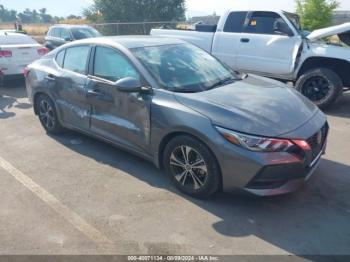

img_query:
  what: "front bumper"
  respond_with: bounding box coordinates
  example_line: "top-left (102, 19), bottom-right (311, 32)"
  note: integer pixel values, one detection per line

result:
top-left (243, 145), bottom-right (324, 196)
top-left (216, 117), bottom-right (328, 196)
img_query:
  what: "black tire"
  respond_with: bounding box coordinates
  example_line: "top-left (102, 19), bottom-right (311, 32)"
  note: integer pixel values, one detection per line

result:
top-left (36, 94), bottom-right (63, 134)
top-left (296, 68), bottom-right (343, 109)
top-left (163, 135), bottom-right (221, 198)
top-left (0, 75), bottom-right (3, 87)
top-left (44, 43), bottom-right (53, 51)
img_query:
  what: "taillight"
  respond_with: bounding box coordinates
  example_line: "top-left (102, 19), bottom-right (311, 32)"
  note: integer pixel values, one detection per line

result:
top-left (0, 50), bottom-right (12, 58)
top-left (37, 47), bottom-right (49, 56)
top-left (24, 66), bottom-right (30, 78)
top-left (293, 140), bottom-right (311, 151)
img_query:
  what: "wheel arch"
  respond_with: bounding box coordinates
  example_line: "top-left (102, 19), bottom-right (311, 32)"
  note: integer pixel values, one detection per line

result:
top-left (297, 56), bottom-right (350, 87)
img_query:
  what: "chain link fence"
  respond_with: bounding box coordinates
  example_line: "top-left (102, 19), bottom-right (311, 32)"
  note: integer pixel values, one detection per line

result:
top-left (93, 21), bottom-right (192, 36)
top-left (0, 21), bottom-right (194, 44)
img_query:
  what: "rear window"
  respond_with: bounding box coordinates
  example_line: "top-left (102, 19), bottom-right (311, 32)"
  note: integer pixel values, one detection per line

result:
top-left (56, 50), bottom-right (65, 67)
top-left (52, 28), bottom-right (61, 38)
top-left (0, 34), bottom-right (38, 45)
top-left (224, 12), bottom-right (248, 33)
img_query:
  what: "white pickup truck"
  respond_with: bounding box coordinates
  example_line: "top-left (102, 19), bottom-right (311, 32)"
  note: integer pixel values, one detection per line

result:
top-left (151, 9), bottom-right (350, 108)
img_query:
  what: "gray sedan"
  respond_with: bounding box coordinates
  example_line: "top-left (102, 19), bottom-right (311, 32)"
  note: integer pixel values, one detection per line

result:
top-left (25, 36), bottom-right (328, 198)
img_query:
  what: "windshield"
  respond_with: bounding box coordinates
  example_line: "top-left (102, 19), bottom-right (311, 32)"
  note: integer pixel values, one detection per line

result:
top-left (131, 43), bottom-right (237, 93)
top-left (71, 27), bottom-right (101, 40)
top-left (284, 12), bottom-right (302, 33)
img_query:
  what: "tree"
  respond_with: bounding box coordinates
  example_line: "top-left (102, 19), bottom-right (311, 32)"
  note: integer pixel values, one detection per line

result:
top-left (0, 4), bottom-right (17, 22)
top-left (84, 0), bottom-right (186, 23)
top-left (296, 0), bottom-right (339, 30)
top-left (39, 7), bottom-right (54, 23)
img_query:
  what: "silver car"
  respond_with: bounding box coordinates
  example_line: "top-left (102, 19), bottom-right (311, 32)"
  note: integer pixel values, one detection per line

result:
top-left (25, 36), bottom-right (328, 198)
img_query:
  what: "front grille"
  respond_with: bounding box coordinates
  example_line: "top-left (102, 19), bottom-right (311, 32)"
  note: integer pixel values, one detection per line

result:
top-left (306, 123), bottom-right (329, 162)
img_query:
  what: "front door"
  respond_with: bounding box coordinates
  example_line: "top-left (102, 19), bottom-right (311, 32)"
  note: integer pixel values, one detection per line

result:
top-left (87, 46), bottom-right (151, 153)
top-left (236, 11), bottom-right (302, 76)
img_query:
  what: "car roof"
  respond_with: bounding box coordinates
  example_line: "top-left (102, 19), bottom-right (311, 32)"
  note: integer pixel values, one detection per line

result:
top-left (66, 35), bottom-right (186, 49)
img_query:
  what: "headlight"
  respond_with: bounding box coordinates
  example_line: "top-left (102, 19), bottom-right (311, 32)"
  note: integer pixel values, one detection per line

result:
top-left (216, 126), bottom-right (296, 152)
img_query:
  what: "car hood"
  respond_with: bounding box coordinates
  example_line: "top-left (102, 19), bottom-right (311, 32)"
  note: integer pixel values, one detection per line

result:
top-left (307, 22), bottom-right (350, 44)
top-left (174, 75), bottom-right (318, 138)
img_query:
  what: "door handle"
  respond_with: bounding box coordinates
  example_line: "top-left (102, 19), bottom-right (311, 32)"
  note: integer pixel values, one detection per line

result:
top-left (45, 74), bottom-right (55, 81)
top-left (87, 90), bottom-right (114, 103)
top-left (240, 38), bottom-right (250, 43)
top-left (87, 89), bottom-right (104, 97)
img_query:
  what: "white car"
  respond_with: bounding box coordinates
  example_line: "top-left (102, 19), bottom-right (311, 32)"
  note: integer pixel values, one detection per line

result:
top-left (152, 9), bottom-right (350, 108)
top-left (0, 31), bottom-right (48, 85)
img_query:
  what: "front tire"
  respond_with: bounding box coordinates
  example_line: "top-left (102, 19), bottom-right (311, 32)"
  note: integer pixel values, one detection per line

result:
top-left (36, 94), bottom-right (63, 134)
top-left (163, 135), bottom-right (221, 198)
top-left (296, 68), bottom-right (343, 109)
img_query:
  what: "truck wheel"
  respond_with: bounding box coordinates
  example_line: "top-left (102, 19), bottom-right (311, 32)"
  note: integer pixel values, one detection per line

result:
top-left (296, 68), bottom-right (343, 109)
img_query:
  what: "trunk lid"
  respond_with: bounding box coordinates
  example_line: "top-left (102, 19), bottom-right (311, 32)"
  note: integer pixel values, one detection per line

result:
top-left (0, 44), bottom-right (42, 64)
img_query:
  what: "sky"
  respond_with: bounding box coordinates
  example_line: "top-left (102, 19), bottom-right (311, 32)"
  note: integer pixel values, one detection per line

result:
top-left (0, 0), bottom-right (350, 17)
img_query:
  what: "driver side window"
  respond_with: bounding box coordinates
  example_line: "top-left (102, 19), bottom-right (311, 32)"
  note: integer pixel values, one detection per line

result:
top-left (93, 46), bottom-right (140, 82)
top-left (246, 12), bottom-right (292, 36)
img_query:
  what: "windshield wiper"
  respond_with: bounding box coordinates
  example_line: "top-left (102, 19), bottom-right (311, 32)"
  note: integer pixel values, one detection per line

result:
top-left (207, 77), bottom-right (236, 90)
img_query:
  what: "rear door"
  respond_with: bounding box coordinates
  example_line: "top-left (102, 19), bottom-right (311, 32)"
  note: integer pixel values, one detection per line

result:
top-left (53, 45), bottom-right (91, 130)
top-left (86, 45), bottom-right (151, 153)
top-left (212, 11), bottom-right (248, 70)
top-left (236, 11), bottom-right (302, 76)
top-left (52, 28), bottom-right (65, 48)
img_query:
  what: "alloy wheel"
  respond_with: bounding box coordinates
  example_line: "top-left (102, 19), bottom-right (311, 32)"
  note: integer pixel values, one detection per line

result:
top-left (39, 99), bottom-right (55, 130)
top-left (169, 145), bottom-right (208, 190)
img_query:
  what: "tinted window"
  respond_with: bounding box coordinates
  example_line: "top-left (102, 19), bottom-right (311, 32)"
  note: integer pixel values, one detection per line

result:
top-left (63, 46), bottom-right (90, 74)
top-left (246, 12), bottom-right (290, 35)
top-left (50, 28), bottom-right (56, 37)
top-left (71, 27), bottom-right (101, 40)
top-left (224, 12), bottom-right (247, 33)
top-left (55, 50), bottom-right (65, 67)
top-left (61, 29), bottom-right (71, 40)
top-left (132, 43), bottom-right (237, 93)
top-left (93, 46), bottom-right (139, 82)
top-left (54, 28), bottom-right (62, 38)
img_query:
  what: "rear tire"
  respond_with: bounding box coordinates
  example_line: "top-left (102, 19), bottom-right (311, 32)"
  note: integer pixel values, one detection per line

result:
top-left (163, 135), bottom-right (221, 198)
top-left (0, 74), bottom-right (4, 87)
top-left (36, 94), bottom-right (63, 134)
top-left (296, 68), bottom-right (343, 109)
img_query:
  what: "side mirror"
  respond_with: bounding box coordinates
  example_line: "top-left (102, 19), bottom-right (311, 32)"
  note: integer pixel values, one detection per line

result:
top-left (114, 77), bottom-right (143, 92)
top-left (273, 21), bottom-right (294, 37)
top-left (64, 37), bottom-right (72, 41)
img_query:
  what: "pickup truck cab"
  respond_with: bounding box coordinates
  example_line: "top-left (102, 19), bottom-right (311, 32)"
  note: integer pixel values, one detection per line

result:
top-left (151, 9), bottom-right (350, 108)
